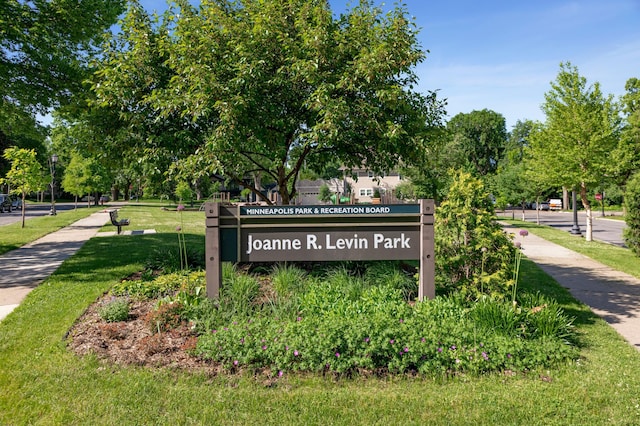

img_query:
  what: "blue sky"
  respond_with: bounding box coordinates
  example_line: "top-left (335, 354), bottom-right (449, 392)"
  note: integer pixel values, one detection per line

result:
top-left (138, 0), bottom-right (640, 129)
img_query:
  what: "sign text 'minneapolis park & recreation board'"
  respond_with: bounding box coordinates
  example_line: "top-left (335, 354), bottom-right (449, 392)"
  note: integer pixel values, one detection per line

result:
top-left (205, 199), bottom-right (435, 300)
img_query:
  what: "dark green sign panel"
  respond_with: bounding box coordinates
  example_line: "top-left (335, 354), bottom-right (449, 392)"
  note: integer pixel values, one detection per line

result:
top-left (205, 201), bottom-right (435, 301)
top-left (239, 204), bottom-right (420, 216)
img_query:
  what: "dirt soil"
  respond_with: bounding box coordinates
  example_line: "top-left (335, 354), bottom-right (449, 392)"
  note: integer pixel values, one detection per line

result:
top-left (67, 295), bottom-right (221, 374)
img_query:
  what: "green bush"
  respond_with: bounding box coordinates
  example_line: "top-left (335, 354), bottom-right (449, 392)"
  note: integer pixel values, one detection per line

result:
top-left (145, 246), bottom-right (205, 273)
top-left (112, 270), bottom-right (206, 299)
top-left (193, 263), bottom-right (579, 376)
top-left (435, 171), bottom-right (516, 300)
top-left (98, 297), bottom-right (130, 322)
top-left (624, 171), bottom-right (640, 256)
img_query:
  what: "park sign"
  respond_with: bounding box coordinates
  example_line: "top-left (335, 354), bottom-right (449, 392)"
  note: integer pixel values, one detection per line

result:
top-left (205, 200), bottom-right (435, 300)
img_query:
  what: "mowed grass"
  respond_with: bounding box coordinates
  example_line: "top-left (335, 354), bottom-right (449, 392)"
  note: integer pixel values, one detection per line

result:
top-left (504, 218), bottom-right (640, 279)
top-left (0, 205), bottom-right (100, 255)
top-left (1, 206), bottom-right (640, 424)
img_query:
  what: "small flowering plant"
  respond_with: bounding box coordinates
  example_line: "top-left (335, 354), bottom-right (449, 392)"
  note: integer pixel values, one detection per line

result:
top-left (176, 204), bottom-right (188, 270)
top-left (512, 229), bottom-right (529, 307)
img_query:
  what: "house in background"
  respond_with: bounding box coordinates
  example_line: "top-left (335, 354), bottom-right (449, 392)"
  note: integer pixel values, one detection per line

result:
top-left (343, 167), bottom-right (404, 204)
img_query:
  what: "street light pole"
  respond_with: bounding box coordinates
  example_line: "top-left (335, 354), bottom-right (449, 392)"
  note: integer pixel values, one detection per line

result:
top-left (570, 188), bottom-right (581, 236)
top-left (49, 154), bottom-right (58, 216)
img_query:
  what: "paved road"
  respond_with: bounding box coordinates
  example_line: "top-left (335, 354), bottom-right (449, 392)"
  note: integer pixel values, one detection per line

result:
top-left (499, 209), bottom-right (626, 247)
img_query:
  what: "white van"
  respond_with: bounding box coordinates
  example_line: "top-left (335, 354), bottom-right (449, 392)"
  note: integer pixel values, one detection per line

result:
top-left (549, 199), bottom-right (562, 211)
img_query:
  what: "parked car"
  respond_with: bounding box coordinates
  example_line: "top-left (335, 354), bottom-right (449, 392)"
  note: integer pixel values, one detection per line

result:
top-left (11, 197), bottom-right (22, 209)
top-left (0, 194), bottom-right (12, 213)
top-left (538, 202), bottom-right (550, 211)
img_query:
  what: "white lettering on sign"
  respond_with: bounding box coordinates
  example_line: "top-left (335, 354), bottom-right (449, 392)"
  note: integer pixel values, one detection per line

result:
top-left (325, 234), bottom-right (369, 250)
top-left (247, 232), bottom-right (412, 255)
top-left (307, 234), bottom-right (320, 250)
top-left (373, 233), bottom-right (411, 249)
top-left (246, 234), bottom-right (302, 254)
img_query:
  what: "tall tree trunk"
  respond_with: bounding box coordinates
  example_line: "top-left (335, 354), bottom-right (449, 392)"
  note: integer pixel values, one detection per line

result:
top-left (580, 183), bottom-right (593, 241)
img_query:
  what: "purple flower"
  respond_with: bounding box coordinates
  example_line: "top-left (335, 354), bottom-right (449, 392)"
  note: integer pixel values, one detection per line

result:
top-left (421, 338), bottom-right (426, 343)
top-left (285, 346), bottom-right (289, 351)
top-left (519, 229), bottom-right (529, 237)
top-left (278, 371), bottom-right (283, 377)
top-left (177, 204), bottom-right (185, 211)
top-left (296, 317), bottom-right (302, 321)
top-left (389, 339), bottom-right (395, 345)
top-left (335, 352), bottom-right (340, 357)
top-left (507, 353), bottom-right (512, 359)
top-left (399, 319), bottom-right (404, 323)
top-left (515, 241), bottom-right (522, 249)
top-left (262, 345), bottom-right (267, 350)
top-left (233, 360), bottom-right (238, 366)
top-left (404, 347), bottom-right (409, 353)
top-left (437, 347), bottom-right (443, 353)
top-left (212, 329), bottom-right (217, 334)
top-left (176, 226), bottom-right (182, 232)
top-left (364, 337), bottom-right (370, 343)
top-left (294, 350), bottom-right (299, 357)
top-left (450, 345), bottom-right (456, 351)
top-left (482, 352), bottom-right (489, 361)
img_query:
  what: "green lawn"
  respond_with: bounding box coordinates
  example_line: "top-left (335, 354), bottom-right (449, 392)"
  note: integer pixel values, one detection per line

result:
top-left (1, 206), bottom-right (640, 424)
top-left (0, 206), bottom-right (101, 255)
top-left (503, 218), bottom-right (640, 279)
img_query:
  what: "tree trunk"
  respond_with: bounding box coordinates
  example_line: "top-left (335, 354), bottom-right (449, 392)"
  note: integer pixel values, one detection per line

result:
top-left (563, 187), bottom-right (569, 211)
top-left (580, 183), bottom-right (593, 241)
top-left (21, 193), bottom-right (26, 228)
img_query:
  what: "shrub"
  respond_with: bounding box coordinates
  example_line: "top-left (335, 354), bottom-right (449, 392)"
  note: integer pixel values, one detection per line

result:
top-left (112, 270), bottom-right (206, 300)
top-left (145, 246), bottom-right (204, 273)
top-left (435, 171), bottom-right (515, 300)
top-left (195, 291), bottom-right (579, 375)
top-left (624, 171), bottom-right (640, 256)
top-left (98, 297), bottom-right (130, 322)
top-left (271, 263), bottom-right (308, 298)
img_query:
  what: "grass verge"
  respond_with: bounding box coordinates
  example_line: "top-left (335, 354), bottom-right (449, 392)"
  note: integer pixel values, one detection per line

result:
top-left (0, 206), bottom-right (101, 255)
top-left (503, 219), bottom-right (640, 279)
top-left (1, 206), bottom-right (639, 424)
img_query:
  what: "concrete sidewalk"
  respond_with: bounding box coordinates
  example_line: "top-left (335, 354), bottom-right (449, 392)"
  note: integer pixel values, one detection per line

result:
top-left (505, 223), bottom-right (640, 351)
top-left (0, 210), bottom-right (111, 321)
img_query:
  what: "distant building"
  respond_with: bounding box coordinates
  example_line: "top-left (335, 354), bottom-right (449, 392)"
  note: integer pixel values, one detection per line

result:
top-left (343, 167), bottom-right (404, 204)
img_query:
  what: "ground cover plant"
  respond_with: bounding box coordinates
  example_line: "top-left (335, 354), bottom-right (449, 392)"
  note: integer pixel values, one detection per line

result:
top-left (85, 174), bottom-right (578, 376)
top-left (3, 205), bottom-right (640, 424)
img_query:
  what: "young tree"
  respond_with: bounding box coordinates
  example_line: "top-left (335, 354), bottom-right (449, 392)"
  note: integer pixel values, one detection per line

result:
top-left (529, 62), bottom-right (620, 241)
top-left (62, 152), bottom-right (92, 208)
top-left (624, 172), bottom-right (640, 256)
top-left (611, 78), bottom-right (640, 192)
top-left (0, 148), bottom-right (44, 227)
top-left (92, 0), bottom-right (446, 205)
top-left (492, 120), bottom-right (537, 219)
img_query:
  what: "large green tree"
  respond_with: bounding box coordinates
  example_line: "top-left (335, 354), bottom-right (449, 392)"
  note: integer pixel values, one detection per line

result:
top-left (528, 62), bottom-right (620, 241)
top-left (0, 0), bottom-right (126, 115)
top-left (92, 0), bottom-right (445, 205)
top-left (612, 78), bottom-right (640, 189)
top-left (445, 109), bottom-right (507, 177)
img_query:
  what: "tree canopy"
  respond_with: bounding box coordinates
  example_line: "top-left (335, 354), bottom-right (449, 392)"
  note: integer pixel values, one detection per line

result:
top-left (1, 0), bottom-right (126, 115)
top-left (528, 62), bottom-right (620, 241)
top-left (90, 0), bottom-right (446, 204)
top-left (445, 109), bottom-right (507, 177)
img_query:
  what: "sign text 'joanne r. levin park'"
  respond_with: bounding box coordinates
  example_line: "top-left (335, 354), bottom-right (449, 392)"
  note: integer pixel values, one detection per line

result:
top-left (205, 200), bottom-right (434, 300)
